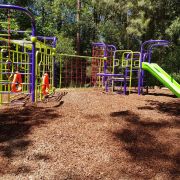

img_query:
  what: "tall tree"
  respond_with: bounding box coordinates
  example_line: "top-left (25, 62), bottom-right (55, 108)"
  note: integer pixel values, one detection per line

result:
top-left (76, 0), bottom-right (81, 55)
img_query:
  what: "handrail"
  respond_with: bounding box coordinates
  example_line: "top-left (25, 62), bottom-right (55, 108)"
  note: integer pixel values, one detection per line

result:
top-left (0, 4), bottom-right (36, 35)
top-left (147, 43), bottom-right (169, 63)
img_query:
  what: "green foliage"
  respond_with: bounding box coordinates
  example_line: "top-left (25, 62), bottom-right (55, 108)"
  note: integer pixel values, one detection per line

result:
top-left (56, 33), bottom-right (75, 54)
top-left (166, 17), bottom-right (180, 44)
top-left (0, 0), bottom-right (179, 86)
top-left (126, 0), bottom-right (151, 39)
top-left (171, 73), bottom-right (180, 84)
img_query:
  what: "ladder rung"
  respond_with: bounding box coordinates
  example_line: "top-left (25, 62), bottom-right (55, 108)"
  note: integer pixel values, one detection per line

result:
top-left (13, 62), bottom-right (32, 65)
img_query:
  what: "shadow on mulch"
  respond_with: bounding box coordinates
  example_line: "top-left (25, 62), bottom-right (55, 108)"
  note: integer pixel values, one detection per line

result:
top-left (110, 110), bottom-right (180, 178)
top-left (0, 105), bottom-right (61, 175)
top-left (110, 110), bottom-right (131, 117)
top-left (137, 106), bottom-right (155, 110)
top-left (34, 153), bottom-right (51, 161)
top-left (110, 110), bottom-right (179, 129)
top-left (13, 165), bottom-right (32, 175)
top-left (144, 92), bottom-right (176, 98)
top-left (145, 100), bottom-right (180, 116)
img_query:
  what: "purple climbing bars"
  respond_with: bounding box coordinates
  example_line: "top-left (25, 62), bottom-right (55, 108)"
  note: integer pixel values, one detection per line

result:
top-left (0, 4), bottom-right (36, 102)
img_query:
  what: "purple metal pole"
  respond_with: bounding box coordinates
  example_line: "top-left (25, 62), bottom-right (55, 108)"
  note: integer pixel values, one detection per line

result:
top-left (0, 5), bottom-right (35, 21)
top-left (106, 45), bottom-right (116, 92)
top-left (53, 37), bottom-right (57, 87)
top-left (53, 37), bottom-right (57, 48)
top-left (32, 40), bottom-right (36, 102)
top-left (148, 43), bottom-right (169, 63)
top-left (138, 40), bottom-right (170, 95)
top-left (140, 53), bottom-right (147, 92)
top-left (92, 42), bottom-right (106, 46)
top-left (0, 4), bottom-right (36, 102)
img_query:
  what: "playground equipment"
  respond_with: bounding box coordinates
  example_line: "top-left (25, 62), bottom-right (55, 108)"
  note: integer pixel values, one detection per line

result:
top-left (0, 4), bottom-right (56, 104)
top-left (92, 42), bottom-right (140, 94)
top-left (58, 39), bottom-right (179, 97)
top-left (35, 36), bottom-right (56, 101)
top-left (91, 42), bottom-right (107, 86)
top-left (59, 43), bottom-right (117, 89)
top-left (11, 71), bottom-right (22, 93)
top-left (59, 43), bottom-right (141, 94)
top-left (91, 43), bottom-right (116, 87)
top-left (113, 50), bottom-right (140, 94)
top-left (0, 5), bottom-right (178, 103)
top-left (90, 40), bottom-right (180, 97)
top-left (138, 40), bottom-right (180, 98)
top-left (59, 54), bottom-right (106, 88)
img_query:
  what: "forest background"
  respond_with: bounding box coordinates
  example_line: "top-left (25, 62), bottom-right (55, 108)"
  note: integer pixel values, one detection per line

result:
top-left (0, 0), bottom-right (180, 84)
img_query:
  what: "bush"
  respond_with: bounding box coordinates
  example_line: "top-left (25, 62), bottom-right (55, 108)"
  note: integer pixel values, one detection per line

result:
top-left (170, 73), bottom-right (180, 84)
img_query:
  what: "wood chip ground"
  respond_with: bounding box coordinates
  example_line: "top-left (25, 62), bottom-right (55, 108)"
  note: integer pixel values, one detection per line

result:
top-left (0, 88), bottom-right (179, 180)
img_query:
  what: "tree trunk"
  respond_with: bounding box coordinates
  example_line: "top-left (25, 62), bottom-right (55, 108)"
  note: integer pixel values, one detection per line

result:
top-left (76, 0), bottom-right (81, 55)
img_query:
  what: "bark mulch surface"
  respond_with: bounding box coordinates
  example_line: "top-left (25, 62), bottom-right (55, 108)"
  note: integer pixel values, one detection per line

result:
top-left (0, 88), bottom-right (179, 180)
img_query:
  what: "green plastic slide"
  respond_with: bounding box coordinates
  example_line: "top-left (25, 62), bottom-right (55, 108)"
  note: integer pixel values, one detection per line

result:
top-left (142, 62), bottom-right (180, 97)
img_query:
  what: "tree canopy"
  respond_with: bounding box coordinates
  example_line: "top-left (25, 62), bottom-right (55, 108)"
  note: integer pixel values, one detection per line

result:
top-left (0, 0), bottom-right (179, 79)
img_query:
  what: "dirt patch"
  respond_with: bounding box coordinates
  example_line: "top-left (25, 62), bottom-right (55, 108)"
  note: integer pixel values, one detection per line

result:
top-left (0, 88), bottom-right (179, 179)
